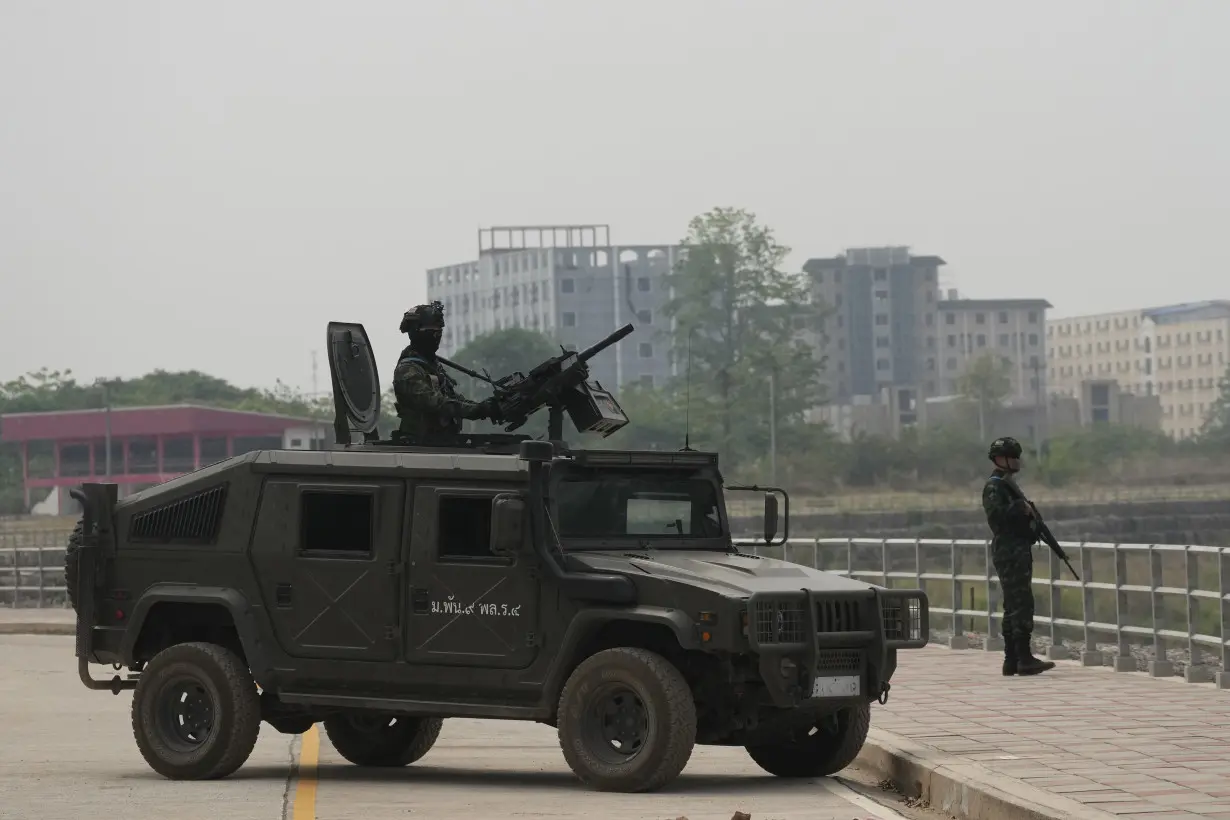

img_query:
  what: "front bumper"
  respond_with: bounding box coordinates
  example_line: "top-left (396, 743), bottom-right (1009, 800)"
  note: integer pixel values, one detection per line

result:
top-left (744, 588), bottom-right (929, 708)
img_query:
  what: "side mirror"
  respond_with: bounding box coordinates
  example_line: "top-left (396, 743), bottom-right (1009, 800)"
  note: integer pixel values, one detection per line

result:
top-left (763, 492), bottom-right (779, 544)
top-left (490, 494), bottom-right (526, 556)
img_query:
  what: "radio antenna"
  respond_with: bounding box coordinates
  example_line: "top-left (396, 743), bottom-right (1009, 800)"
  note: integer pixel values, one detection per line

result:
top-left (681, 329), bottom-right (695, 452)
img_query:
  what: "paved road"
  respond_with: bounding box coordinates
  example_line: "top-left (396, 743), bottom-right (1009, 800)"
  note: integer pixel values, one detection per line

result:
top-left (1, 634), bottom-right (906, 820)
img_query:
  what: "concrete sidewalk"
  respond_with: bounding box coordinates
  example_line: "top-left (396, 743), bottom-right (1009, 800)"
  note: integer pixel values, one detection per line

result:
top-left (0, 607), bottom-right (74, 634)
top-left (859, 644), bottom-right (1230, 820)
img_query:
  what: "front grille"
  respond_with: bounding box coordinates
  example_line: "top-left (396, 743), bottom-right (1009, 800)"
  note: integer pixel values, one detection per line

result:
top-left (816, 599), bottom-right (862, 633)
top-left (753, 600), bottom-right (806, 644)
top-left (815, 649), bottom-right (863, 673)
top-left (882, 597), bottom-right (923, 641)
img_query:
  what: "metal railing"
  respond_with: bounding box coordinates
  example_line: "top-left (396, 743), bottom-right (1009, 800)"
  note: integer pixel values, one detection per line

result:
top-left (5, 530), bottom-right (1229, 688)
top-left (746, 537), bottom-right (1229, 687)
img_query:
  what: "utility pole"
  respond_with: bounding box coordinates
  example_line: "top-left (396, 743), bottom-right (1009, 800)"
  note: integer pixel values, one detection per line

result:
top-left (769, 367), bottom-right (778, 486)
top-left (311, 350), bottom-right (319, 399)
top-left (94, 378), bottom-right (115, 477)
top-left (1032, 358), bottom-right (1045, 465)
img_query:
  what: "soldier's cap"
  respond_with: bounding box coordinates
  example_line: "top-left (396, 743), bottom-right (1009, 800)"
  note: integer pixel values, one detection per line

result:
top-left (400, 301), bottom-right (445, 334)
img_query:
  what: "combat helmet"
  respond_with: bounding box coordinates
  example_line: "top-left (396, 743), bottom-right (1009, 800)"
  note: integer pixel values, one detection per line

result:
top-left (987, 436), bottom-right (1023, 462)
top-left (400, 300), bottom-right (445, 335)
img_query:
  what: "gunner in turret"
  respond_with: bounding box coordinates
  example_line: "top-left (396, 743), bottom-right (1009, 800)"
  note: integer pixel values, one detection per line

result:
top-left (392, 302), bottom-right (501, 440)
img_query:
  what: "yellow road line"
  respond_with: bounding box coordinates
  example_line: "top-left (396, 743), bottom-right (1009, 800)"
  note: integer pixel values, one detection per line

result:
top-left (292, 724), bottom-right (320, 820)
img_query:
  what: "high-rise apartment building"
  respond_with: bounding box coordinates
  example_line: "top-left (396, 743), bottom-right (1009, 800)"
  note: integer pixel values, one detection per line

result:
top-left (1046, 301), bottom-right (1230, 439)
top-left (425, 225), bottom-right (679, 390)
top-left (803, 247), bottom-right (945, 406)
top-left (937, 296), bottom-right (1052, 402)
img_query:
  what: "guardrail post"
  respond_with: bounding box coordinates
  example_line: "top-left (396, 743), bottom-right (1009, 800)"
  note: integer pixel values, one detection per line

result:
top-left (1184, 545), bottom-right (1212, 683)
top-left (1148, 544), bottom-right (1174, 677)
top-left (1080, 543), bottom-right (1101, 666)
top-left (949, 540), bottom-right (968, 650)
top-left (984, 540), bottom-right (1002, 652)
top-left (881, 539), bottom-right (890, 589)
top-left (846, 538), bottom-right (854, 579)
top-left (1113, 543), bottom-right (1135, 672)
top-left (1046, 548), bottom-right (1069, 660)
top-left (1218, 547), bottom-right (1229, 690)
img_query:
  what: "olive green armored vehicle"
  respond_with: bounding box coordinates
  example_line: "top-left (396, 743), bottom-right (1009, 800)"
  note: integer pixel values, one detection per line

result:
top-left (65, 320), bottom-right (929, 793)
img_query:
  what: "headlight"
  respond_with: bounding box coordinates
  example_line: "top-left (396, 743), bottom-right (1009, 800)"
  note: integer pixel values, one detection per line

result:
top-left (780, 658), bottom-right (798, 679)
top-left (882, 595), bottom-right (925, 642)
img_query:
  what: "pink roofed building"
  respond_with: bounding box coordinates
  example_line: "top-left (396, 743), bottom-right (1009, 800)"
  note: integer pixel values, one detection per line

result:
top-left (0, 405), bottom-right (329, 515)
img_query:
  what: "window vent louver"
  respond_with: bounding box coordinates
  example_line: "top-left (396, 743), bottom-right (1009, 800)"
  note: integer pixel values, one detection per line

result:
top-left (130, 485), bottom-right (228, 543)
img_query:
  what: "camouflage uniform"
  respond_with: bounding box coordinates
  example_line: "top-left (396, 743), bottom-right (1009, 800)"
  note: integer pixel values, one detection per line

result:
top-left (982, 436), bottom-right (1054, 676)
top-left (982, 471), bottom-right (1036, 641)
top-left (392, 346), bottom-right (484, 439)
top-left (392, 302), bottom-right (496, 441)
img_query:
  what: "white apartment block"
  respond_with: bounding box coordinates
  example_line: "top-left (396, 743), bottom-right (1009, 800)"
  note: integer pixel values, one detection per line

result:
top-left (425, 225), bottom-right (680, 391)
top-left (1046, 301), bottom-right (1230, 440)
top-left (937, 295), bottom-right (1052, 402)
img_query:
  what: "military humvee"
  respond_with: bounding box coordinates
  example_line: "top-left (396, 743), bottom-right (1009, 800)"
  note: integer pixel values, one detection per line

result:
top-left (65, 321), bottom-right (929, 793)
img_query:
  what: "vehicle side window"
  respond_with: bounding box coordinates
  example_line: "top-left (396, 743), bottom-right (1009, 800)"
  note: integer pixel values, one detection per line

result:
top-left (299, 490), bottom-right (373, 558)
top-left (437, 495), bottom-right (496, 562)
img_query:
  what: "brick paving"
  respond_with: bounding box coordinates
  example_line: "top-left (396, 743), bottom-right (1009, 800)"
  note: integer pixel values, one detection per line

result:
top-left (878, 644), bottom-right (1230, 819)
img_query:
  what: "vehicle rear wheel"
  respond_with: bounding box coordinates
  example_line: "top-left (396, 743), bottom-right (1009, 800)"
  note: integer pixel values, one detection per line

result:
top-left (556, 647), bottom-right (697, 793)
top-left (64, 520), bottom-right (83, 612)
top-left (745, 701), bottom-right (871, 778)
top-left (323, 714), bottom-right (443, 767)
top-left (131, 642), bottom-right (262, 780)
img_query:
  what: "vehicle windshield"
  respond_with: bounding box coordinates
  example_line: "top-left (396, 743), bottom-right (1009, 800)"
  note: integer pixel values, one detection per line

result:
top-left (552, 471), bottom-right (724, 543)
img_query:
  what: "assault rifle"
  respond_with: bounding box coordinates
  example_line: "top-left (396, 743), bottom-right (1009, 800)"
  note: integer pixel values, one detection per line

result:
top-left (993, 476), bottom-right (1081, 581)
top-left (439, 323), bottom-right (634, 441)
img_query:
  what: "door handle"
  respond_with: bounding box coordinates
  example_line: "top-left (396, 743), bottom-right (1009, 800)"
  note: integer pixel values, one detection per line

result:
top-left (276, 583), bottom-right (293, 608)
top-left (411, 588), bottom-right (430, 615)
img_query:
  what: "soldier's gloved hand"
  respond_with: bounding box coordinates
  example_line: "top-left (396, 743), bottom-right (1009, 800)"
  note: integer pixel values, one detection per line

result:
top-left (482, 397), bottom-right (505, 424)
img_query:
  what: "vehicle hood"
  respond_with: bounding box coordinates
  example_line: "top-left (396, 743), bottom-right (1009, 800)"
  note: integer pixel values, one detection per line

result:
top-left (564, 549), bottom-right (876, 597)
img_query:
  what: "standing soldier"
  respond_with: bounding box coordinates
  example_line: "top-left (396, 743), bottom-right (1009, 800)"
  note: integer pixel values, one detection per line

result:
top-left (393, 302), bottom-right (500, 440)
top-left (983, 436), bottom-right (1055, 677)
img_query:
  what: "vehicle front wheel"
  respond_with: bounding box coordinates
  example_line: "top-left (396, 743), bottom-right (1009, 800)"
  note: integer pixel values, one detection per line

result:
top-left (323, 714), bottom-right (443, 767)
top-left (745, 701), bottom-right (871, 778)
top-left (556, 647), bottom-right (697, 793)
top-left (131, 642), bottom-right (262, 780)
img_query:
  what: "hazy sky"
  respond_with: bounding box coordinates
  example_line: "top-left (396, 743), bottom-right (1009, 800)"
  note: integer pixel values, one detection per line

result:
top-left (2, 1), bottom-right (1227, 396)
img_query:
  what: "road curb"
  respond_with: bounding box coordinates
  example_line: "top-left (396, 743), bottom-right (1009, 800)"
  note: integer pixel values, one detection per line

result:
top-left (0, 623), bottom-right (75, 635)
top-left (858, 727), bottom-right (1111, 820)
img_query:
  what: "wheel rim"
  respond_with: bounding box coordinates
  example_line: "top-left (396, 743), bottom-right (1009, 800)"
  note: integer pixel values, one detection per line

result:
top-left (154, 676), bottom-right (216, 753)
top-left (583, 683), bottom-right (651, 764)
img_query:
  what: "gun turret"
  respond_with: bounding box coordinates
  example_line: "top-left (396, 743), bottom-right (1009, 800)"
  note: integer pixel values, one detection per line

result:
top-left (443, 323), bottom-right (634, 442)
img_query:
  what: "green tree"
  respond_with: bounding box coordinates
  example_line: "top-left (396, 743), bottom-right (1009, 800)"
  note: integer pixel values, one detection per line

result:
top-left (1198, 365), bottom-right (1230, 450)
top-left (956, 354), bottom-right (1013, 440)
top-left (661, 207), bottom-right (827, 466)
top-left (448, 327), bottom-right (560, 438)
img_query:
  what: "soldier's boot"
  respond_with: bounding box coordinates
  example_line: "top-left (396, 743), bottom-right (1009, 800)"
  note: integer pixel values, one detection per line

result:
top-left (1002, 637), bottom-right (1018, 676)
top-left (1015, 635), bottom-right (1055, 676)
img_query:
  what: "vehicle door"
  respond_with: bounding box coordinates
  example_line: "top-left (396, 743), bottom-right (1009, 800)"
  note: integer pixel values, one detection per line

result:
top-left (403, 482), bottom-right (540, 669)
top-left (250, 477), bottom-right (404, 662)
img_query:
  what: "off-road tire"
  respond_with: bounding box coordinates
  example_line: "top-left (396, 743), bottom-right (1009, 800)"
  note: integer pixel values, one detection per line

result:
top-left (745, 701), bottom-right (871, 778)
top-left (556, 647), bottom-right (697, 793)
top-left (64, 520), bottom-right (83, 612)
top-left (131, 642), bottom-right (262, 780)
top-left (323, 715), bottom-right (443, 767)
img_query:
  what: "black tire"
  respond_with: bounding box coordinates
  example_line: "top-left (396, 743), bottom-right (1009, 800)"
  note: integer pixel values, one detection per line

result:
top-left (556, 647), bottom-right (697, 793)
top-left (745, 701), bottom-right (871, 778)
top-left (323, 714), bottom-right (443, 767)
top-left (64, 520), bottom-right (83, 612)
top-left (131, 642), bottom-right (262, 780)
